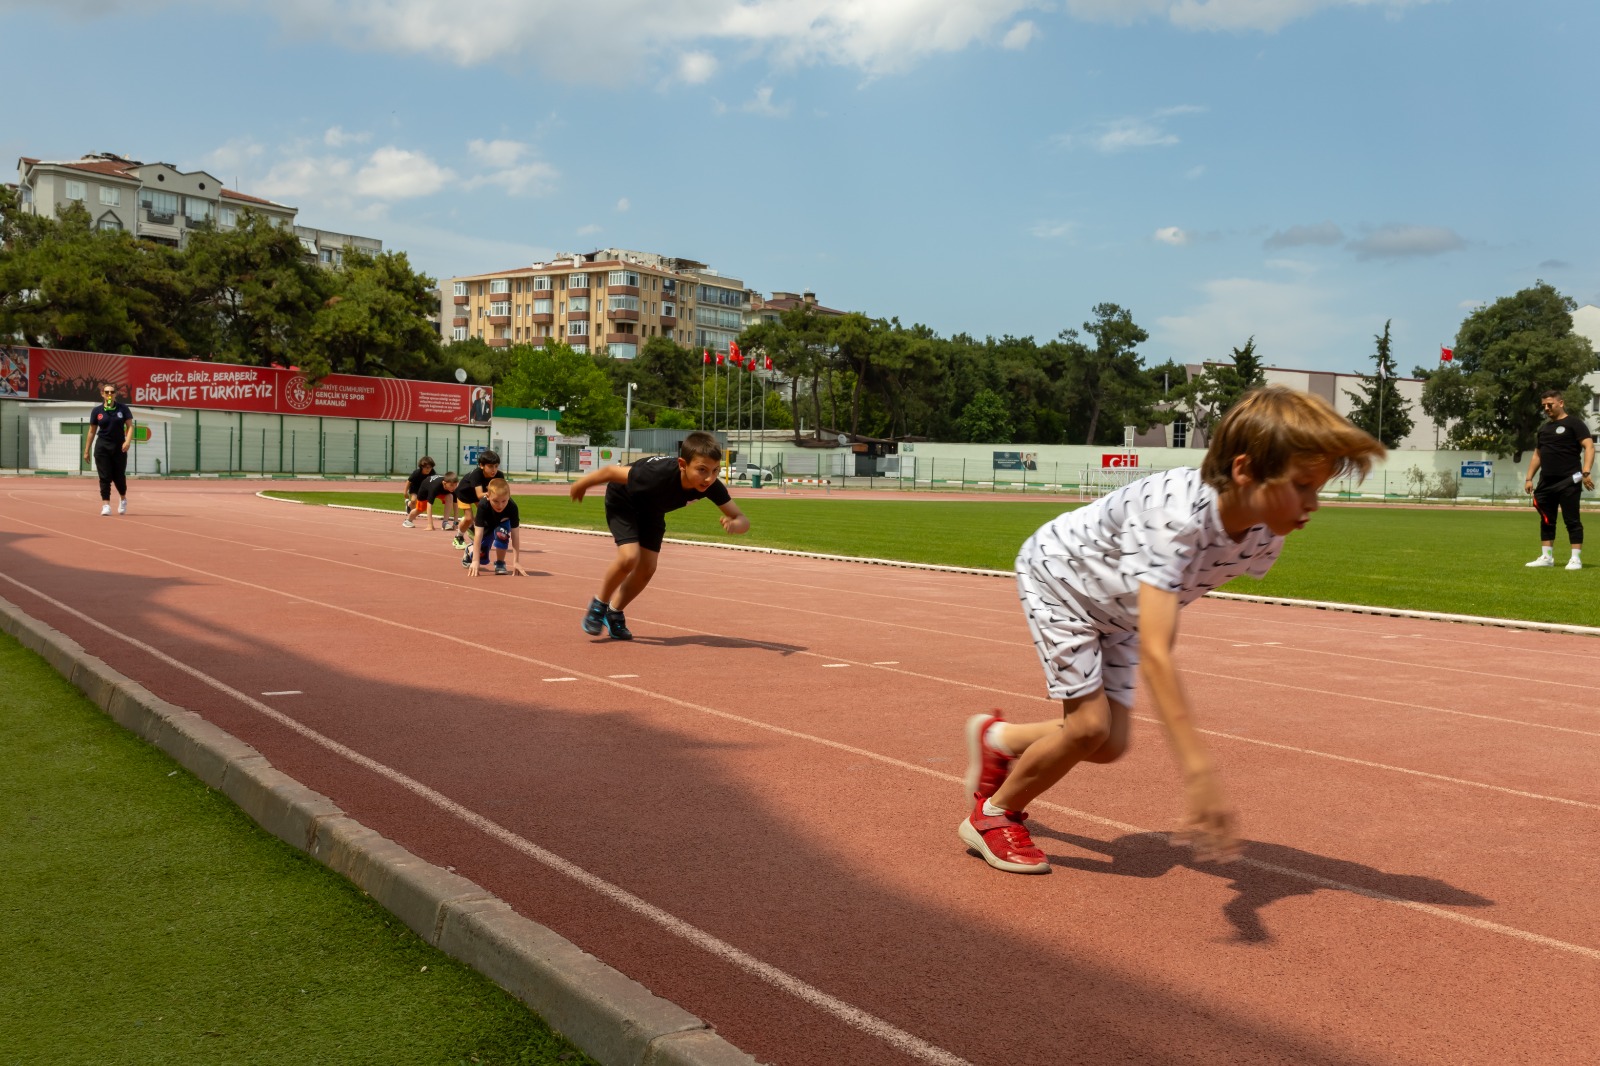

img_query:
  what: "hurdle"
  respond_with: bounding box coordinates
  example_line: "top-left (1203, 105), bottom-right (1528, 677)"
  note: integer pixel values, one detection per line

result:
top-left (781, 477), bottom-right (833, 495)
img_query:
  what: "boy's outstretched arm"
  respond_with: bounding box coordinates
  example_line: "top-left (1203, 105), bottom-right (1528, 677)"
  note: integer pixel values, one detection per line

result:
top-left (507, 528), bottom-right (528, 575)
top-left (1137, 581), bottom-right (1239, 863)
top-left (717, 500), bottom-right (749, 535)
top-left (569, 463), bottom-right (631, 502)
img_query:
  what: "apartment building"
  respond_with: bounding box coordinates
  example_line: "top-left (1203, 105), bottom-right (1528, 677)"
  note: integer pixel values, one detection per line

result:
top-left (14, 153), bottom-right (380, 265)
top-left (748, 289), bottom-right (844, 327)
top-left (442, 248), bottom-right (750, 359)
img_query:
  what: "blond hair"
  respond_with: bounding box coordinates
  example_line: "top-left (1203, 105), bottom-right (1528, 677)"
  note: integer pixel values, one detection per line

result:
top-left (1200, 385), bottom-right (1385, 491)
top-left (486, 477), bottom-right (511, 499)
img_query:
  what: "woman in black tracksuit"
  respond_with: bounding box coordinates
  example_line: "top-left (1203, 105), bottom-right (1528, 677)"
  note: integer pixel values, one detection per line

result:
top-left (83, 383), bottom-right (135, 515)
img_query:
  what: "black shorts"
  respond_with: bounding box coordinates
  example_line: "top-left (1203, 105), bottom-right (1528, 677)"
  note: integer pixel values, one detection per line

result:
top-left (605, 499), bottom-right (666, 553)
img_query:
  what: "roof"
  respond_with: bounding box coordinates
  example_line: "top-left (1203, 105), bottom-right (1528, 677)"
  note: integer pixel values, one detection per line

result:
top-left (21, 157), bottom-right (141, 180)
top-left (757, 296), bottom-right (846, 317)
top-left (219, 188), bottom-right (287, 208)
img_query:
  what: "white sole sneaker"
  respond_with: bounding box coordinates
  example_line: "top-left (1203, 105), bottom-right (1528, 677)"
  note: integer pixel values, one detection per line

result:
top-left (117, 501), bottom-right (126, 515)
top-left (100, 505), bottom-right (111, 516)
top-left (1567, 558), bottom-right (1583, 570)
top-left (1525, 557), bottom-right (1554, 567)
top-left (402, 520), bottom-right (414, 527)
top-left (957, 817), bottom-right (1051, 875)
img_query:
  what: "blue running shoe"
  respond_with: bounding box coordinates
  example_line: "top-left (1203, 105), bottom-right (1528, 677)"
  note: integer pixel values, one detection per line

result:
top-left (604, 608), bottom-right (633, 641)
top-left (581, 597), bottom-right (607, 636)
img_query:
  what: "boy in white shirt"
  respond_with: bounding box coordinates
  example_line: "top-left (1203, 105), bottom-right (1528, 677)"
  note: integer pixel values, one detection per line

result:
top-left (961, 386), bottom-right (1385, 874)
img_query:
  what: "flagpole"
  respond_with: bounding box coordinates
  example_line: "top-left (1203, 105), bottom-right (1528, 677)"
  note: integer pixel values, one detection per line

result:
top-left (700, 353), bottom-right (706, 430)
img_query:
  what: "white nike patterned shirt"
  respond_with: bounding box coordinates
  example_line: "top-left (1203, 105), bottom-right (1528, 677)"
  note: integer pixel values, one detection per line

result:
top-left (1018, 467), bottom-right (1284, 636)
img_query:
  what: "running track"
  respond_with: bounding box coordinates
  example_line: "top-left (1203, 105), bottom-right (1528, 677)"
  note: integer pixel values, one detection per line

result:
top-left (2, 478), bottom-right (1595, 1066)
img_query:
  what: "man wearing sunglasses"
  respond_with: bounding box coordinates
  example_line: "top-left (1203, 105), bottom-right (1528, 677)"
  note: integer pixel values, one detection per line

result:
top-left (84, 383), bottom-right (135, 516)
top-left (1524, 389), bottom-right (1593, 570)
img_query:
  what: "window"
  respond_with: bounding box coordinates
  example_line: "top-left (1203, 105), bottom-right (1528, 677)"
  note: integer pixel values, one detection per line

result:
top-left (96, 216), bottom-right (123, 233)
top-left (608, 295), bottom-right (640, 312)
top-left (568, 321), bottom-right (589, 337)
top-left (697, 307), bottom-right (741, 329)
top-left (99, 186), bottom-right (121, 207)
top-left (570, 344), bottom-right (588, 354)
top-left (185, 197), bottom-right (214, 224)
top-left (140, 189), bottom-right (178, 219)
top-left (19, 185), bottom-right (32, 205)
top-left (662, 303), bottom-right (676, 318)
top-left (698, 285), bottom-right (743, 307)
top-left (569, 273), bottom-right (589, 288)
top-left (218, 206), bottom-right (238, 228)
top-left (569, 296), bottom-right (589, 312)
top-left (1171, 418), bottom-right (1188, 449)
top-left (454, 281), bottom-right (468, 297)
top-left (607, 269), bottom-right (641, 288)
top-left (534, 298), bottom-right (553, 315)
top-left (609, 342), bottom-right (638, 360)
top-left (490, 301), bottom-right (510, 316)
top-left (64, 180), bottom-right (86, 201)
top-left (532, 276), bottom-right (553, 291)
top-left (490, 278), bottom-right (510, 294)
top-left (452, 326), bottom-right (468, 341)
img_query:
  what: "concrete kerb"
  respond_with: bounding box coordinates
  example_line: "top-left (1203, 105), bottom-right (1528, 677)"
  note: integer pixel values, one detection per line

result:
top-left (263, 492), bottom-right (1600, 638)
top-left (0, 593), bottom-right (762, 1066)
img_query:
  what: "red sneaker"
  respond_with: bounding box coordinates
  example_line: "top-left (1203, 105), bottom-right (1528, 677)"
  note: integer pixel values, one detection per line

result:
top-left (963, 711), bottom-right (1015, 800)
top-left (959, 796), bottom-right (1050, 874)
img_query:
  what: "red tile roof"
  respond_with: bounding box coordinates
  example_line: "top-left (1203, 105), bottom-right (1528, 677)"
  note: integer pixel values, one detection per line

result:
top-left (219, 188), bottom-right (281, 206)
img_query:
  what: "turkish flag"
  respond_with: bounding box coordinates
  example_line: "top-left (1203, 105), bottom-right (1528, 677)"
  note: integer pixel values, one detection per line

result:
top-left (729, 340), bottom-right (742, 363)
top-left (716, 352), bottom-right (724, 365)
top-left (1440, 346), bottom-right (1454, 362)
top-left (745, 357), bottom-right (755, 372)
top-left (703, 350), bottom-right (710, 365)
top-left (763, 355), bottom-right (773, 370)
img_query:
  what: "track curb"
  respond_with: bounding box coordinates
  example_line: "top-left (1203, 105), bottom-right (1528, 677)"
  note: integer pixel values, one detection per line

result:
top-left (263, 492), bottom-right (1600, 639)
top-left (0, 593), bottom-right (762, 1066)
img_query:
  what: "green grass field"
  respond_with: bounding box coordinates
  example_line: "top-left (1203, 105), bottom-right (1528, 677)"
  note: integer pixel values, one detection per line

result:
top-left (0, 631), bottom-right (596, 1066)
top-left (269, 490), bottom-right (1599, 628)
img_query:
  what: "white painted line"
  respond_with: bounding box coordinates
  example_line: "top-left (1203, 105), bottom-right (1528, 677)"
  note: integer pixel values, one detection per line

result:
top-left (261, 690), bottom-right (302, 696)
top-left (1232, 644), bottom-right (1252, 648)
top-left (608, 673), bottom-right (639, 679)
top-left (542, 677), bottom-right (578, 683)
top-left (872, 661), bottom-right (899, 665)
top-left (822, 663), bottom-right (850, 669)
top-left (1262, 641), bottom-right (1283, 646)
top-left (3, 574), bottom-right (977, 1066)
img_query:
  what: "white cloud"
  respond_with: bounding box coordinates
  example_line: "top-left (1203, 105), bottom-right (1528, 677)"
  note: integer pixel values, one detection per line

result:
top-left (677, 50), bottom-right (718, 84)
top-left (1154, 226), bottom-right (1189, 246)
top-left (1263, 220), bottom-right (1343, 250)
top-left (461, 139), bottom-right (557, 195)
top-left (1030, 220), bottom-right (1075, 239)
top-left (1347, 224), bottom-right (1466, 260)
top-left (1185, 164), bottom-right (1206, 179)
top-left (1055, 105), bottom-right (1205, 153)
top-left (1155, 276), bottom-right (1354, 369)
top-left (467, 138), bottom-right (527, 168)
top-left (354, 146), bottom-right (455, 200)
top-left (1265, 257), bottom-right (1317, 274)
top-left (1001, 19), bottom-right (1038, 49)
top-left (255, 152), bottom-right (354, 203)
top-left (615, 197), bottom-right (630, 213)
top-left (200, 139), bottom-right (265, 180)
top-left (324, 126), bottom-right (371, 148)
top-left (741, 86), bottom-right (790, 117)
top-left (1067, 0), bottom-right (1438, 33)
top-left (577, 223), bottom-right (602, 236)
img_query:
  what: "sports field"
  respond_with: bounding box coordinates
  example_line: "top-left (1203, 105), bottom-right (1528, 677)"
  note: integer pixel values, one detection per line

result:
top-left (270, 490), bottom-right (1599, 628)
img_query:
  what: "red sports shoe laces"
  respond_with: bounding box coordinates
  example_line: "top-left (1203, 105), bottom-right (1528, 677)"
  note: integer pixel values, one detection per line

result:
top-left (959, 797), bottom-right (1050, 874)
top-left (963, 711), bottom-right (1015, 800)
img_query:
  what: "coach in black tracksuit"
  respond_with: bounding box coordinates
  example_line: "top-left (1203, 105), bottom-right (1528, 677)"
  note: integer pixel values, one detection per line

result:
top-left (1524, 389), bottom-right (1594, 570)
top-left (84, 384), bottom-right (135, 516)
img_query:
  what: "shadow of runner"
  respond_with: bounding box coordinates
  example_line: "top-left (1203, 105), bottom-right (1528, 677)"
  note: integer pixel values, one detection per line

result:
top-left (628, 633), bottom-right (807, 655)
top-left (1031, 827), bottom-right (1494, 944)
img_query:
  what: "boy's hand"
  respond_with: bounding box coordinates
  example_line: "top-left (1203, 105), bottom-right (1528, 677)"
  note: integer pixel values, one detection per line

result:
top-left (720, 514), bottom-right (750, 534)
top-left (509, 561), bottom-right (529, 576)
top-left (467, 560), bottom-right (481, 578)
top-left (569, 483), bottom-right (587, 502)
top-left (1177, 773), bottom-right (1239, 863)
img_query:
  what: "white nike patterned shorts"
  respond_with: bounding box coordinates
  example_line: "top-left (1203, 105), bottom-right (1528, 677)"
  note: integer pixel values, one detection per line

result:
top-left (1015, 563), bottom-right (1139, 705)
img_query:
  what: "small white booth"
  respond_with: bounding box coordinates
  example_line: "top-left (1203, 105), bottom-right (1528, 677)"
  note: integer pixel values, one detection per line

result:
top-left (21, 402), bottom-right (180, 475)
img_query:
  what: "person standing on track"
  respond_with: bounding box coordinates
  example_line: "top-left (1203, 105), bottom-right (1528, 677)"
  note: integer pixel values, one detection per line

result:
top-left (568, 431), bottom-right (749, 641)
top-left (960, 386), bottom-right (1385, 875)
top-left (1524, 389), bottom-right (1593, 571)
top-left (83, 383), bottom-right (135, 516)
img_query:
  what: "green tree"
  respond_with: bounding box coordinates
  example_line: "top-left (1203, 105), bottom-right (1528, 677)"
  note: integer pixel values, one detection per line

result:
top-left (309, 249), bottom-right (441, 379)
top-left (956, 388), bottom-right (1013, 443)
top-left (1066, 303), bottom-right (1159, 445)
top-left (1343, 320), bottom-right (1413, 448)
top-left (184, 212), bottom-right (327, 372)
top-left (1173, 336), bottom-right (1267, 438)
top-left (495, 340), bottom-right (623, 445)
top-left (1415, 282), bottom-right (1598, 459)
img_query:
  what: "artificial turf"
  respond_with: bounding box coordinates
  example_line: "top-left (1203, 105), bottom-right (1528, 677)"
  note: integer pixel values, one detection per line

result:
top-left (268, 490), bottom-right (1599, 628)
top-left (0, 631), bottom-right (596, 1066)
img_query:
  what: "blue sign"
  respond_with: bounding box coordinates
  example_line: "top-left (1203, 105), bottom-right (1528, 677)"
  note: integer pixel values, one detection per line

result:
top-left (1460, 461), bottom-right (1492, 479)
top-left (463, 444), bottom-right (485, 467)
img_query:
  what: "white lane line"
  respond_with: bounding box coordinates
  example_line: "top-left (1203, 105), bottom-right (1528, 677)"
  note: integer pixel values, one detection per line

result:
top-left (261, 690), bottom-right (302, 696)
top-left (0, 574), bottom-right (976, 1066)
top-left (543, 677), bottom-right (578, 683)
top-left (8, 537), bottom-right (1600, 959)
top-left (822, 663), bottom-right (850, 669)
top-left (608, 673), bottom-right (639, 679)
top-left (873, 661), bottom-right (899, 665)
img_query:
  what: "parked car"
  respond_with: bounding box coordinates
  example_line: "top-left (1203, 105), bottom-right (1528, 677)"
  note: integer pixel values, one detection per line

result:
top-left (736, 463), bottom-right (775, 483)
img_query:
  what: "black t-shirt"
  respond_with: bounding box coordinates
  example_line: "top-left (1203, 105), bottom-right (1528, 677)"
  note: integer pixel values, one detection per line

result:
top-left (89, 402), bottom-right (134, 446)
top-left (405, 466), bottom-right (430, 494)
top-left (605, 455), bottom-right (731, 518)
top-left (415, 474), bottom-right (450, 502)
top-left (455, 467), bottom-right (494, 506)
top-left (474, 498), bottom-right (520, 533)
top-left (1536, 414), bottom-right (1592, 486)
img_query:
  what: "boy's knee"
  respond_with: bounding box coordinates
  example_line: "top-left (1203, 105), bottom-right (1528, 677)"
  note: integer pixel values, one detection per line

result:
top-left (1082, 731), bottom-right (1129, 764)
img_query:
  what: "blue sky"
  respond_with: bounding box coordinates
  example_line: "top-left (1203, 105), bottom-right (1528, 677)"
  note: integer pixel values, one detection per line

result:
top-left (4, 0), bottom-right (1595, 374)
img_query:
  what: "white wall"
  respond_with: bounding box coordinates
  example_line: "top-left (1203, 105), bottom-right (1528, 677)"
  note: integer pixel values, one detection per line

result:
top-left (25, 403), bottom-right (177, 474)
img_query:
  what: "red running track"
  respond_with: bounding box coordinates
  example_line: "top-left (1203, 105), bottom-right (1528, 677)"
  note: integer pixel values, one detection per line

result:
top-left (2, 478), bottom-right (1596, 1066)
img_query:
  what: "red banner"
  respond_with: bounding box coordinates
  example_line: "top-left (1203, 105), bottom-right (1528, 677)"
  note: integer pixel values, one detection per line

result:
top-left (7, 346), bottom-right (489, 425)
top-left (1101, 453), bottom-right (1139, 468)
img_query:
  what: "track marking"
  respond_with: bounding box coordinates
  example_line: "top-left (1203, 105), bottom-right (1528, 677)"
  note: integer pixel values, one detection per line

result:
top-left (874, 661), bottom-right (899, 665)
top-left (0, 575), bottom-right (977, 1066)
top-left (822, 663), bottom-right (850, 668)
top-left (261, 690), bottom-right (302, 696)
top-left (609, 673), bottom-right (639, 679)
top-left (542, 677), bottom-right (578, 683)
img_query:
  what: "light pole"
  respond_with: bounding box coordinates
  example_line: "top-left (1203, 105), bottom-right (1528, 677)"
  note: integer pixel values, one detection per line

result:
top-left (623, 382), bottom-right (636, 464)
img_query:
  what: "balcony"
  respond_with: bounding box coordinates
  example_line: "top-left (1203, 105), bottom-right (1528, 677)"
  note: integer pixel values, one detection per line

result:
top-left (452, 316), bottom-right (468, 327)
top-left (487, 338), bottom-right (511, 348)
top-left (605, 332), bottom-right (639, 345)
top-left (659, 315), bottom-right (677, 327)
top-left (609, 309), bottom-right (639, 323)
top-left (529, 312), bottom-right (553, 325)
top-left (567, 310), bottom-right (589, 322)
top-left (606, 284), bottom-right (640, 297)
top-left (453, 294), bottom-right (469, 305)
top-left (488, 314), bottom-right (511, 326)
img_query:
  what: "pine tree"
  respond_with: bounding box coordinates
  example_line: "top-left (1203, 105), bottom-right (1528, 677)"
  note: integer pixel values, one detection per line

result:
top-left (1344, 320), bottom-right (1413, 448)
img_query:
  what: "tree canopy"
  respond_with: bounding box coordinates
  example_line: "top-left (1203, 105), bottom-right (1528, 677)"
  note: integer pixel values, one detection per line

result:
top-left (1343, 320), bottom-right (1414, 449)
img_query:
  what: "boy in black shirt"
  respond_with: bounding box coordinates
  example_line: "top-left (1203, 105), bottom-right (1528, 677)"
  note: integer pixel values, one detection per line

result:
top-left (1524, 389), bottom-right (1594, 570)
top-left (569, 431), bottom-right (749, 640)
top-left (403, 457), bottom-right (435, 523)
top-left (450, 449), bottom-right (502, 549)
top-left (83, 383), bottom-right (135, 515)
top-left (465, 477), bottom-right (527, 577)
top-left (405, 470), bottom-right (459, 530)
